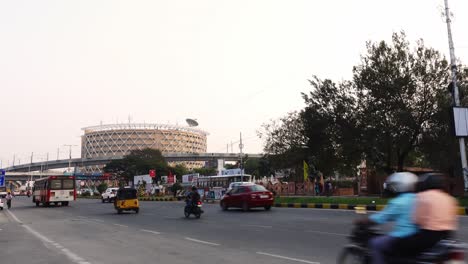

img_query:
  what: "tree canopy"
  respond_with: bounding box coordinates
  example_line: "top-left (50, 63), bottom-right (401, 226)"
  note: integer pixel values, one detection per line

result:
top-left (103, 148), bottom-right (168, 182)
top-left (260, 32), bottom-right (467, 178)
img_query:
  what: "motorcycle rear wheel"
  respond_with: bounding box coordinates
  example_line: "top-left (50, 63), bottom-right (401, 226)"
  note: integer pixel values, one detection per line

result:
top-left (337, 247), bottom-right (367, 264)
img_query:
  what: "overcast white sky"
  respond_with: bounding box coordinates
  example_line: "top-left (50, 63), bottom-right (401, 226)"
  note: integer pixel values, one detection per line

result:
top-left (1, 0), bottom-right (467, 167)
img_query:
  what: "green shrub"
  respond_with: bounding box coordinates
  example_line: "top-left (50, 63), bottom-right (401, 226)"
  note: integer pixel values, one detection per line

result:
top-left (97, 183), bottom-right (108, 194)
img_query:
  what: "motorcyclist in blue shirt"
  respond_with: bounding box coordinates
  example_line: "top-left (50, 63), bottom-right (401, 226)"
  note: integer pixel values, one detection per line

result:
top-left (354, 172), bottom-right (419, 264)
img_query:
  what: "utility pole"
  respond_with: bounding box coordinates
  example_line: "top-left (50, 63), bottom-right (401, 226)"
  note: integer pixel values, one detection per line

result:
top-left (63, 145), bottom-right (77, 173)
top-left (12, 154), bottom-right (15, 166)
top-left (57, 148), bottom-right (60, 160)
top-left (239, 132), bottom-right (244, 182)
top-left (28, 152), bottom-right (33, 190)
top-left (444, 0), bottom-right (468, 192)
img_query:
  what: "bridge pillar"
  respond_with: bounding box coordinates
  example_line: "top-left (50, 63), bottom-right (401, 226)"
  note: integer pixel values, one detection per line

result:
top-left (217, 159), bottom-right (224, 174)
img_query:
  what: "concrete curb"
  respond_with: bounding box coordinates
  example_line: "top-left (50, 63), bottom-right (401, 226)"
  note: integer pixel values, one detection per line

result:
top-left (139, 197), bottom-right (178, 202)
top-left (273, 203), bottom-right (468, 215)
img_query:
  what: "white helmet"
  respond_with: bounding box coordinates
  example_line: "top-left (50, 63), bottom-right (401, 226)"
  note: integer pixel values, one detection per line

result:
top-left (384, 172), bottom-right (418, 194)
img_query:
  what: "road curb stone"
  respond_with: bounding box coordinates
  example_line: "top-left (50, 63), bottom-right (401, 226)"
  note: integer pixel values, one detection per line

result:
top-left (273, 203), bottom-right (468, 215)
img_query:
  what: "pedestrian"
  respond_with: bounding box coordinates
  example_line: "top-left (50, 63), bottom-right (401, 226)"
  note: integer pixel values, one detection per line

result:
top-left (5, 192), bottom-right (13, 209)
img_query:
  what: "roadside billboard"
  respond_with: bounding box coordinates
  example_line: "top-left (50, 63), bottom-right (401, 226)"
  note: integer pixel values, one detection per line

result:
top-left (0, 169), bottom-right (5, 187)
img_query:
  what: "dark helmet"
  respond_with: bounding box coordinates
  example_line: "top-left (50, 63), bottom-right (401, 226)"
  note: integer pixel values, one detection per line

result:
top-left (191, 186), bottom-right (197, 191)
top-left (417, 173), bottom-right (445, 192)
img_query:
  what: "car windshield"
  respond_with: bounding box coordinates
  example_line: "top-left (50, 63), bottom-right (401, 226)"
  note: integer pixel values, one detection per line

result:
top-left (249, 185), bottom-right (267, 192)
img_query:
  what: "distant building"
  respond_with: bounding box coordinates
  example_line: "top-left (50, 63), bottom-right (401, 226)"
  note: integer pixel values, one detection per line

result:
top-left (81, 123), bottom-right (208, 171)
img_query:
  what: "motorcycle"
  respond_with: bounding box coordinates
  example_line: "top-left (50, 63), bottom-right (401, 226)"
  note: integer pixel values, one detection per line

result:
top-left (184, 200), bottom-right (203, 219)
top-left (337, 223), bottom-right (467, 264)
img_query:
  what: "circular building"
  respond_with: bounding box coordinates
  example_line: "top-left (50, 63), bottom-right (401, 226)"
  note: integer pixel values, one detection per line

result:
top-left (81, 123), bottom-right (208, 170)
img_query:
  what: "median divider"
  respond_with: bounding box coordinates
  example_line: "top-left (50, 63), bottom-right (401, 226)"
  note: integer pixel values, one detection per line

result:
top-left (273, 202), bottom-right (468, 215)
top-left (139, 197), bottom-right (178, 202)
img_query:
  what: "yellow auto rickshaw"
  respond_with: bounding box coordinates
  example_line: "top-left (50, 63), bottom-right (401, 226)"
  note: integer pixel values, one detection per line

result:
top-left (114, 187), bottom-right (139, 214)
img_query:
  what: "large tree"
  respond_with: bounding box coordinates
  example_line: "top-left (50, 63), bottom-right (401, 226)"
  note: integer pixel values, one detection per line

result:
top-left (259, 32), bottom-right (467, 180)
top-left (354, 32), bottom-right (454, 171)
top-left (301, 77), bottom-right (361, 176)
top-left (103, 148), bottom-right (168, 182)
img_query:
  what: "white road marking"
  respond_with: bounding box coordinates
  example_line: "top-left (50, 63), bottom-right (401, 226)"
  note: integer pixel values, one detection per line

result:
top-left (140, 229), bottom-right (161, 235)
top-left (113, 223), bottom-right (128, 228)
top-left (256, 252), bottom-right (320, 264)
top-left (184, 237), bottom-right (220, 246)
top-left (6, 210), bottom-right (92, 264)
top-left (5, 209), bottom-right (22, 223)
top-left (90, 219), bottom-right (104, 222)
top-left (242, 224), bottom-right (273, 228)
top-left (305, 230), bottom-right (347, 237)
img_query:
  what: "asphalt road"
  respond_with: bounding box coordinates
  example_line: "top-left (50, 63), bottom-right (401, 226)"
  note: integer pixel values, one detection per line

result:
top-left (1, 197), bottom-right (467, 264)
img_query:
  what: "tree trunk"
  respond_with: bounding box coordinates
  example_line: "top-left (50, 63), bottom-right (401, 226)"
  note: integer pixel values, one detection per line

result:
top-left (397, 155), bottom-right (405, 172)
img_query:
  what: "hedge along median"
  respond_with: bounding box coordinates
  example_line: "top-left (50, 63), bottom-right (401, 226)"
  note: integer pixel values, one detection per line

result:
top-left (77, 196), bottom-right (178, 201)
top-left (274, 196), bottom-right (468, 216)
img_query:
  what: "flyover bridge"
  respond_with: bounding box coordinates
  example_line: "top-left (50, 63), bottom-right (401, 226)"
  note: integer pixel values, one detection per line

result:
top-left (3, 152), bottom-right (262, 172)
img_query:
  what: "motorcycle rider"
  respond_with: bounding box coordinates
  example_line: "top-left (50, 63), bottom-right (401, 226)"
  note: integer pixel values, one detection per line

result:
top-left (354, 172), bottom-right (419, 264)
top-left (5, 192), bottom-right (13, 209)
top-left (186, 186), bottom-right (201, 208)
top-left (396, 173), bottom-right (458, 256)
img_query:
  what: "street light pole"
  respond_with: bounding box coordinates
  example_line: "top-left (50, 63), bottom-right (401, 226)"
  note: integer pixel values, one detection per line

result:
top-left (28, 152), bottom-right (33, 191)
top-left (444, 0), bottom-right (468, 192)
top-left (63, 145), bottom-right (77, 173)
top-left (239, 132), bottom-right (244, 182)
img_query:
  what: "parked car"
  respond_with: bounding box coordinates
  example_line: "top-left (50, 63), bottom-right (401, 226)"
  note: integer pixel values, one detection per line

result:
top-left (0, 198), bottom-right (3, 210)
top-left (220, 183), bottom-right (274, 211)
top-left (101, 188), bottom-right (119, 203)
top-left (81, 188), bottom-right (99, 197)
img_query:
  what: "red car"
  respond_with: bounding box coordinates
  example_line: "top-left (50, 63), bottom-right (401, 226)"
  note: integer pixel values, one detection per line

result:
top-left (220, 184), bottom-right (274, 211)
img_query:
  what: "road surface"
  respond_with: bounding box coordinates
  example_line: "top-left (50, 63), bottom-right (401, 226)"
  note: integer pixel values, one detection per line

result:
top-left (0, 197), bottom-right (467, 264)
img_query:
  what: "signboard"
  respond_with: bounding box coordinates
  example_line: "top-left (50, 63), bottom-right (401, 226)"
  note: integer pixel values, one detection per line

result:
top-left (149, 170), bottom-right (156, 178)
top-left (0, 169), bottom-right (5, 187)
top-left (167, 174), bottom-right (175, 184)
top-left (182, 173), bottom-right (200, 183)
top-left (221, 168), bottom-right (243, 176)
top-left (134, 174), bottom-right (152, 186)
top-left (453, 107), bottom-right (468, 136)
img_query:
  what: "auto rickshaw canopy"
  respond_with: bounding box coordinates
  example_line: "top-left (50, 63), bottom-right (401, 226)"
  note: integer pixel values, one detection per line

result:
top-left (116, 187), bottom-right (138, 200)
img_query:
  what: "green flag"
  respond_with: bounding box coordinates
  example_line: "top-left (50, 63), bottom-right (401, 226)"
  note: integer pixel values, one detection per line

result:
top-left (303, 161), bottom-right (309, 181)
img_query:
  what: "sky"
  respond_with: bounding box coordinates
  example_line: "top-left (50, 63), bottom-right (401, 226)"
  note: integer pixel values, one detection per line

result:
top-left (1, 0), bottom-right (467, 167)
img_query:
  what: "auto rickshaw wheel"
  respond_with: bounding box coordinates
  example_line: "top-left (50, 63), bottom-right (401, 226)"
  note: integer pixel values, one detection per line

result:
top-left (36, 201), bottom-right (40, 207)
top-left (63, 202), bottom-right (69, 206)
top-left (134, 208), bottom-right (139, 214)
top-left (117, 209), bottom-right (123, 214)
